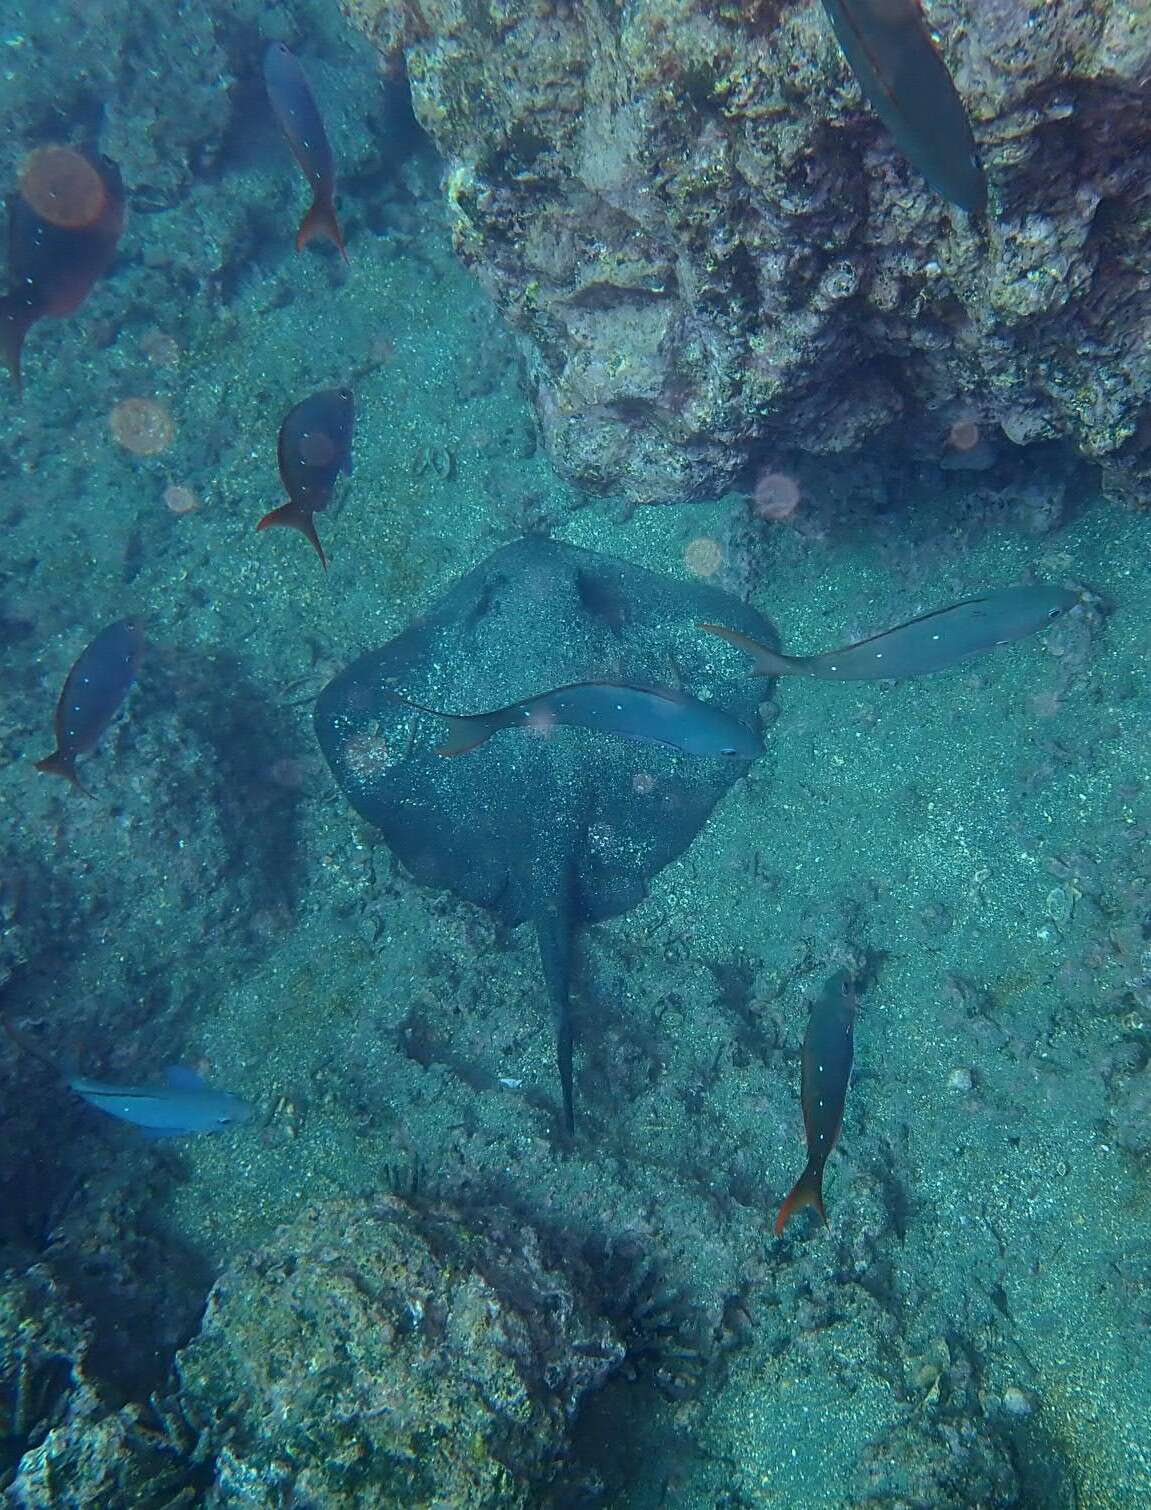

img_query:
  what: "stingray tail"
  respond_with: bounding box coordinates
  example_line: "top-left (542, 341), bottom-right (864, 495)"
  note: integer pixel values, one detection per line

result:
top-left (535, 883), bottom-right (577, 1136)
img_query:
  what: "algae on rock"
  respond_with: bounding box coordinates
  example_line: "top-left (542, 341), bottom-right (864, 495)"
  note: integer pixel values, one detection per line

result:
top-left (173, 1195), bottom-right (624, 1507)
top-left (343, 0), bottom-right (1151, 504)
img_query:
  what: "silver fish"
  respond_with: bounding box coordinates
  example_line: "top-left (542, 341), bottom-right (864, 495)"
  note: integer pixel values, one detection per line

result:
top-left (700, 584), bottom-right (1079, 681)
top-left (69, 1066), bottom-right (252, 1135)
top-left (393, 680), bottom-right (763, 759)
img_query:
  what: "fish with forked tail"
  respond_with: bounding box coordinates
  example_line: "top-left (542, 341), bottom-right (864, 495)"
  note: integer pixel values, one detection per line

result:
top-left (700, 583), bottom-right (1078, 682)
top-left (258, 387), bottom-right (354, 568)
top-left (35, 618), bottom-right (144, 794)
top-left (263, 42), bottom-right (348, 261)
top-left (390, 679), bottom-right (764, 760)
top-left (70, 1066), bottom-right (253, 1135)
top-left (775, 970), bottom-right (857, 1236)
top-left (1, 1019), bottom-right (252, 1136)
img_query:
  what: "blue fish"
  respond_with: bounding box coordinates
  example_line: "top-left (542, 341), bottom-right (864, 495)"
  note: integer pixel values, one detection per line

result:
top-left (393, 680), bottom-right (764, 759)
top-left (700, 584), bottom-right (1079, 682)
top-left (68, 1066), bottom-right (253, 1136)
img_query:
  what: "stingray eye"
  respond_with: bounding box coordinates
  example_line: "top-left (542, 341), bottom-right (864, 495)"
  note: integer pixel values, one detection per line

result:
top-left (722, 746), bottom-right (737, 757)
top-left (1047, 606), bottom-right (1063, 620)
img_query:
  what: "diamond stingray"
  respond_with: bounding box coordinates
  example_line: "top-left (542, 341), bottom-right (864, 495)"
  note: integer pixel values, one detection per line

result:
top-left (314, 536), bottom-right (776, 1133)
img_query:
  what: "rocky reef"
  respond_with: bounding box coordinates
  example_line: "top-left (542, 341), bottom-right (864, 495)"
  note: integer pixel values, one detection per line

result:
top-left (0, 1265), bottom-right (197, 1508)
top-left (0, 1192), bottom-right (638, 1505)
top-left (172, 1194), bottom-right (625, 1506)
top-left (343, 0), bottom-right (1151, 504)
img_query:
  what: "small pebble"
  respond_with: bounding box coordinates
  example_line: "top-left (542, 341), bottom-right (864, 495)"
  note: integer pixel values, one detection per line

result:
top-left (1002, 1385), bottom-right (1037, 1417)
top-left (947, 1066), bottom-right (974, 1093)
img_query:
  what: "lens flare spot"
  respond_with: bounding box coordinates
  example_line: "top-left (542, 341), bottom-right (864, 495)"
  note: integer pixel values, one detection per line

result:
top-left (752, 469), bottom-right (801, 521)
top-left (684, 536), bottom-right (723, 577)
top-left (163, 483), bottom-right (200, 515)
top-left (110, 398), bottom-right (175, 456)
top-left (948, 417), bottom-right (981, 452)
top-left (19, 146), bottom-right (107, 229)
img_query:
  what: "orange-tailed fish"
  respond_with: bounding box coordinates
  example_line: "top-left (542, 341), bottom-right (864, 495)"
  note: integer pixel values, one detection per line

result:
top-left (700, 583), bottom-right (1078, 681)
top-left (393, 681), bottom-right (764, 759)
top-left (819, 0), bottom-right (986, 214)
top-left (0, 146), bottom-right (124, 392)
top-left (263, 41), bottom-right (347, 260)
top-left (35, 619), bottom-right (144, 793)
top-left (775, 970), bottom-right (856, 1235)
top-left (257, 387), bottom-right (354, 568)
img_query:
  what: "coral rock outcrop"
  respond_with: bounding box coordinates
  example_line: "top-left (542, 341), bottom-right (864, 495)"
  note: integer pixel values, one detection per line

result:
top-left (344, 0), bottom-right (1151, 503)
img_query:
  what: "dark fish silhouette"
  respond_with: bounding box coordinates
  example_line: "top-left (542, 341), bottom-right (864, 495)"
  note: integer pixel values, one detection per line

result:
top-left (263, 42), bottom-right (347, 260)
top-left (699, 583), bottom-right (1078, 681)
top-left (775, 970), bottom-right (856, 1235)
top-left (393, 680), bottom-right (764, 759)
top-left (35, 619), bottom-right (144, 793)
top-left (819, 0), bottom-right (987, 213)
top-left (0, 146), bottom-right (124, 392)
top-left (257, 387), bottom-right (354, 569)
top-left (315, 537), bottom-right (774, 1134)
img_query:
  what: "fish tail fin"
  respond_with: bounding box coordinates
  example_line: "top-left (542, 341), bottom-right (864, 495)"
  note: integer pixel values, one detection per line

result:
top-left (433, 714), bottom-right (493, 758)
top-left (297, 192), bottom-right (348, 264)
top-left (773, 1161), bottom-right (827, 1236)
top-left (257, 501), bottom-right (328, 569)
top-left (697, 622), bottom-right (795, 677)
top-left (33, 750), bottom-right (91, 796)
top-left (0, 295), bottom-right (34, 394)
top-left (377, 690), bottom-right (492, 757)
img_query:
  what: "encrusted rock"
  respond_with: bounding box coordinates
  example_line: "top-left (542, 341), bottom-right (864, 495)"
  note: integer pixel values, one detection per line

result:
top-left (343, 0), bottom-right (1151, 503)
top-left (0, 1264), bottom-right (193, 1507)
top-left (174, 1195), bottom-right (624, 1507)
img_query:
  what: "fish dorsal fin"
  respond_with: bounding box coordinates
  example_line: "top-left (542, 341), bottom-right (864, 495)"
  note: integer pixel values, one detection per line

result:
top-left (165, 1065), bottom-right (205, 1091)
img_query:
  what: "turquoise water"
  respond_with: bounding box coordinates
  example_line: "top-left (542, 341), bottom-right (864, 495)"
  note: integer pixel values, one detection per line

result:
top-left (1, 2), bottom-right (1149, 1506)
